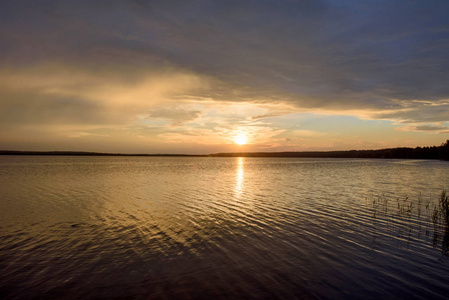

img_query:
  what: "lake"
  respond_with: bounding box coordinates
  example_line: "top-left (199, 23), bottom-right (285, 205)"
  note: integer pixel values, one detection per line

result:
top-left (1, 156), bottom-right (448, 299)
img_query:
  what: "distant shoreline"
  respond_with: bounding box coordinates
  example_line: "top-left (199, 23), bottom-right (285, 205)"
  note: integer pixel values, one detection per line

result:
top-left (0, 150), bottom-right (207, 157)
top-left (2, 141), bottom-right (449, 160)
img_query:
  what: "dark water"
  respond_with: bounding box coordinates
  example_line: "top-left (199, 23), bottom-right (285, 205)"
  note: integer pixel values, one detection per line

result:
top-left (1, 156), bottom-right (449, 299)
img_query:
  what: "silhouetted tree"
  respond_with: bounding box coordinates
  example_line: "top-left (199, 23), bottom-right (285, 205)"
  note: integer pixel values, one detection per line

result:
top-left (439, 140), bottom-right (449, 160)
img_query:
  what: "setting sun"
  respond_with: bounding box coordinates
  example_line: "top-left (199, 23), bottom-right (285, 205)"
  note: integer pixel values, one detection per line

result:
top-left (234, 133), bottom-right (248, 145)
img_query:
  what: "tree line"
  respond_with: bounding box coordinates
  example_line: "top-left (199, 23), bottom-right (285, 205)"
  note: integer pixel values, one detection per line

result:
top-left (210, 140), bottom-right (449, 160)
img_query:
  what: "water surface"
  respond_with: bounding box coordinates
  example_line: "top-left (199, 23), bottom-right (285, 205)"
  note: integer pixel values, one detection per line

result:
top-left (1, 156), bottom-right (448, 299)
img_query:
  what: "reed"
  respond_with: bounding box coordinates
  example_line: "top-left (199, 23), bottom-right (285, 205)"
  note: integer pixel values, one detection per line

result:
top-left (367, 190), bottom-right (449, 253)
top-left (439, 190), bottom-right (449, 227)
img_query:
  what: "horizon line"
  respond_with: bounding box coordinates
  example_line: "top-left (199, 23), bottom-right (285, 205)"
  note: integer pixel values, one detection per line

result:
top-left (1, 141), bottom-right (447, 159)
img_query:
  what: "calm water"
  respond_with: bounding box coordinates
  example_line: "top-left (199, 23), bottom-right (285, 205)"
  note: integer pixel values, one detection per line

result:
top-left (1, 156), bottom-right (449, 299)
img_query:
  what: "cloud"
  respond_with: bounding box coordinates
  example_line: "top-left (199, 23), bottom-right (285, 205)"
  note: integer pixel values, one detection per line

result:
top-left (373, 102), bottom-right (449, 123)
top-left (414, 125), bottom-right (447, 132)
top-left (67, 132), bottom-right (110, 138)
top-left (395, 123), bottom-right (448, 133)
top-left (146, 107), bottom-right (202, 126)
top-left (1, 0), bottom-right (449, 152)
top-left (0, 64), bottom-right (209, 127)
top-left (251, 112), bottom-right (288, 121)
top-left (2, 0), bottom-right (448, 124)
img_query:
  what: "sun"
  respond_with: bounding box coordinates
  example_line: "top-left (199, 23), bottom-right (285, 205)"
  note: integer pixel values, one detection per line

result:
top-left (234, 133), bottom-right (248, 145)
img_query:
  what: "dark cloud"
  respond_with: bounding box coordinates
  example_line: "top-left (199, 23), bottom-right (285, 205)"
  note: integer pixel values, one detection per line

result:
top-left (414, 125), bottom-right (447, 131)
top-left (1, 0), bottom-right (449, 124)
top-left (251, 113), bottom-right (286, 121)
top-left (375, 103), bottom-right (449, 123)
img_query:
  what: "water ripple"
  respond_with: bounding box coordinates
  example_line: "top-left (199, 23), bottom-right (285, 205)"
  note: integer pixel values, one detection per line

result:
top-left (1, 156), bottom-right (449, 299)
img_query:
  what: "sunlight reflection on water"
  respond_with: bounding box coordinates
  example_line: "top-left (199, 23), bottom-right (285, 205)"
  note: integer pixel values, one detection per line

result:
top-left (0, 156), bottom-right (448, 299)
top-left (234, 157), bottom-right (244, 197)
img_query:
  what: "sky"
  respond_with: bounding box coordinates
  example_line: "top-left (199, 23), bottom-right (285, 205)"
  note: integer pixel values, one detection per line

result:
top-left (1, 0), bottom-right (449, 154)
